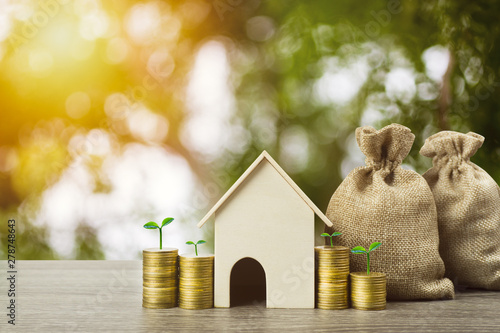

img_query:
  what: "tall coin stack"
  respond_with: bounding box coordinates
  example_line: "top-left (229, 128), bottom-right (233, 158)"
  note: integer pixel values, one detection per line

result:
top-left (315, 245), bottom-right (350, 310)
top-left (142, 248), bottom-right (178, 309)
top-left (179, 254), bottom-right (214, 310)
top-left (350, 272), bottom-right (386, 310)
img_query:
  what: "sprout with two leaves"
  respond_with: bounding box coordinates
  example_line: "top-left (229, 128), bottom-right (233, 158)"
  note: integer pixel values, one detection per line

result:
top-left (321, 232), bottom-right (342, 247)
top-left (351, 242), bottom-right (382, 275)
top-left (186, 240), bottom-right (206, 256)
top-left (143, 217), bottom-right (174, 250)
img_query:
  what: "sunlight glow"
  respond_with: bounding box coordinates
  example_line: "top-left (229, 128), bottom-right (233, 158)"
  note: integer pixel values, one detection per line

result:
top-left (65, 91), bottom-right (91, 119)
top-left (28, 48), bottom-right (53, 73)
top-left (106, 37), bottom-right (129, 64)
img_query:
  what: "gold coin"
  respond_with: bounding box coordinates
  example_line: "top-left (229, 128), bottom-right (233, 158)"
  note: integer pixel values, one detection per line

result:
top-left (142, 301), bottom-right (176, 308)
top-left (143, 278), bottom-right (177, 283)
top-left (143, 271), bottom-right (177, 277)
top-left (143, 283), bottom-right (177, 289)
top-left (142, 294), bottom-right (177, 298)
top-left (179, 297), bottom-right (213, 302)
top-left (143, 257), bottom-right (177, 263)
top-left (179, 269), bottom-right (212, 273)
top-left (143, 259), bottom-right (177, 264)
top-left (143, 285), bottom-right (177, 291)
top-left (143, 269), bottom-right (177, 275)
top-left (143, 275), bottom-right (177, 279)
top-left (143, 264), bottom-right (177, 269)
top-left (143, 261), bottom-right (177, 267)
top-left (177, 256), bottom-right (214, 310)
top-left (350, 272), bottom-right (386, 311)
top-left (143, 296), bottom-right (177, 302)
top-left (143, 247), bottom-right (178, 253)
top-left (315, 246), bottom-right (350, 310)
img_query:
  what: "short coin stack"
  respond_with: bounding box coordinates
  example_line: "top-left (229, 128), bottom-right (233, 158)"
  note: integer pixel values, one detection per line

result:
top-left (179, 254), bottom-right (214, 310)
top-left (315, 245), bottom-right (350, 309)
top-left (350, 272), bottom-right (386, 310)
top-left (142, 248), bottom-right (178, 309)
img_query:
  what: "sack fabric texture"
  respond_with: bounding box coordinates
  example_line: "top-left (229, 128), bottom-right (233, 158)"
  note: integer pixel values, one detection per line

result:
top-left (325, 124), bottom-right (455, 300)
top-left (421, 131), bottom-right (500, 290)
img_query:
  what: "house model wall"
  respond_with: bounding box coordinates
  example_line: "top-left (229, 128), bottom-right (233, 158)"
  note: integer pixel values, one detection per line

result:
top-left (198, 151), bottom-right (333, 309)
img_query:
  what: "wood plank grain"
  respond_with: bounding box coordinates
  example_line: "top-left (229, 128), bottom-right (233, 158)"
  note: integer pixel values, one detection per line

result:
top-left (0, 260), bottom-right (498, 332)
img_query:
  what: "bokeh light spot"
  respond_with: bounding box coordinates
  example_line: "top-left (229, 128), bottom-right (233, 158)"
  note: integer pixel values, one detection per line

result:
top-left (147, 47), bottom-right (175, 80)
top-left (385, 68), bottom-right (416, 103)
top-left (125, 3), bottom-right (162, 45)
top-left (79, 10), bottom-right (109, 40)
top-left (422, 45), bottom-right (450, 82)
top-left (246, 16), bottom-right (275, 42)
top-left (127, 107), bottom-right (169, 143)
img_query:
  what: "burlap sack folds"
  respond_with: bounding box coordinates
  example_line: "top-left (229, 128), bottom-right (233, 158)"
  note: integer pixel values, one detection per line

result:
top-left (420, 131), bottom-right (500, 290)
top-left (325, 123), bottom-right (455, 300)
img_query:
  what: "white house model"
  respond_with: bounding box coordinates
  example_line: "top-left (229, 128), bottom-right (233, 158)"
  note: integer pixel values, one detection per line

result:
top-left (197, 151), bottom-right (333, 308)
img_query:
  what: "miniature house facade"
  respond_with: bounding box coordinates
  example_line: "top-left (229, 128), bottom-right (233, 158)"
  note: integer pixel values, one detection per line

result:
top-left (198, 151), bottom-right (332, 308)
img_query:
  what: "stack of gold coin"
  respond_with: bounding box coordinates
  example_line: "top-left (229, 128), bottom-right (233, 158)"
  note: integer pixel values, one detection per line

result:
top-left (350, 272), bottom-right (386, 310)
top-left (179, 254), bottom-right (214, 310)
top-left (315, 245), bottom-right (350, 310)
top-left (142, 248), bottom-right (178, 309)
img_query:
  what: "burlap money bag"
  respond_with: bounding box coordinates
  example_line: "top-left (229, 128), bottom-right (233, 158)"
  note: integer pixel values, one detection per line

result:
top-left (420, 131), bottom-right (500, 290)
top-left (325, 124), bottom-right (455, 300)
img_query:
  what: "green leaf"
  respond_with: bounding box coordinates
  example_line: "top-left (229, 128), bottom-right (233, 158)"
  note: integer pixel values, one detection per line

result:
top-left (186, 241), bottom-right (195, 245)
top-left (143, 222), bottom-right (159, 229)
top-left (351, 246), bottom-right (367, 254)
top-left (197, 240), bottom-right (206, 245)
top-left (332, 232), bottom-right (342, 236)
top-left (320, 233), bottom-right (330, 237)
top-left (368, 242), bottom-right (382, 252)
top-left (161, 217), bottom-right (174, 228)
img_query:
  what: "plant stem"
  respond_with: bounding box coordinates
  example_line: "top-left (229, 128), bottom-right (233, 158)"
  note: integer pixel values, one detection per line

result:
top-left (367, 252), bottom-right (370, 275)
top-left (329, 236), bottom-right (333, 247)
top-left (195, 244), bottom-right (198, 256)
top-left (159, 228), bottom-right (162, 250)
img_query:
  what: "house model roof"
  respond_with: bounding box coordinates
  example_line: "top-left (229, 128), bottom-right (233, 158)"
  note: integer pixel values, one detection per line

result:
top-left (197, 150), bottom-right (333, 228)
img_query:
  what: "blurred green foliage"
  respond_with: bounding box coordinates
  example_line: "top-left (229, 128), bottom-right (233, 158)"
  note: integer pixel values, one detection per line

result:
top-left (1, 0), bottom-right (500, 259)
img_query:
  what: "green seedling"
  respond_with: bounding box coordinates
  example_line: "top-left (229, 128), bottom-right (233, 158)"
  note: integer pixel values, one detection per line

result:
top-left (321, 232), bottom-right (342, 247)
top-left (186, 240), bottom-right (206, 256)
top-left (143, 217), bottom-right (174, 250)
top-left (351, 242), bottom-right (382, 275)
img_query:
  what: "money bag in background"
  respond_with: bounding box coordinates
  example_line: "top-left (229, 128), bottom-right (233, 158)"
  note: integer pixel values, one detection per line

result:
top-left (420, 131), bottom-right (500, 290)
top-left (324, 123), bottom-right (455, 300)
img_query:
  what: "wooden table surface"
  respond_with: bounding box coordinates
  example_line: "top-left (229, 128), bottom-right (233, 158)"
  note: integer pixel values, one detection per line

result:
top-left (1, 260), bottom-right (500, 332)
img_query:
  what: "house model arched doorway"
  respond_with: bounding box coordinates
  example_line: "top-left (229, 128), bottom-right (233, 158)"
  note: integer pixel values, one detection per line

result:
top-left (230, 258), bottom-right (266, 307)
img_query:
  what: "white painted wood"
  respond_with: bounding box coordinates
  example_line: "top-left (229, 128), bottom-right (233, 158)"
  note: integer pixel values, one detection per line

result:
top-left (213, 159), bottom-right (315, 308)
top-left (198, 151), bottom-right (333, 309)
top-left (197, 151), bottom-right (333, 228)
